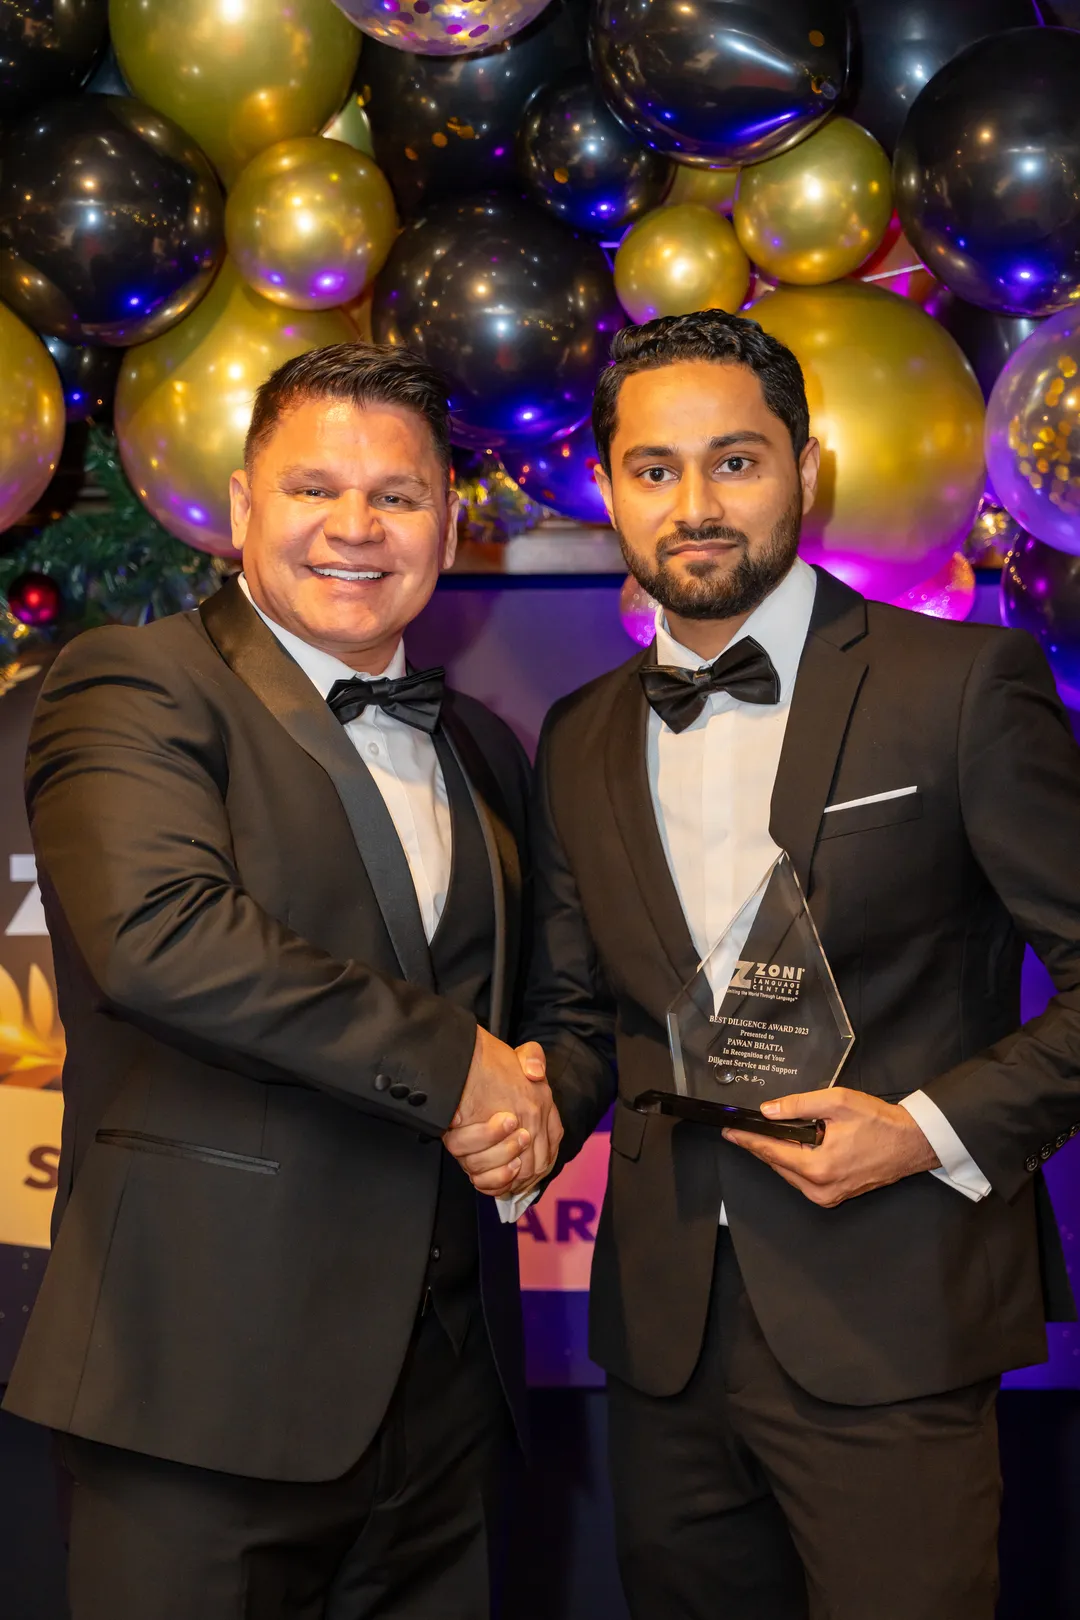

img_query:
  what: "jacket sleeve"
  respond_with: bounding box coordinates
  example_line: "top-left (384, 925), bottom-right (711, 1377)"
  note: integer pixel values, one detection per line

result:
top-left (521, 715), bottom-right (618, 1167)
top-left (26, 628), bottom-right (477, 1136)
top-left (921, 628), bottom-right (1080, 1200)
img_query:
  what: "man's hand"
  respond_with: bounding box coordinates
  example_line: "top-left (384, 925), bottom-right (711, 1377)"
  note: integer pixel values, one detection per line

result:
top-left (721, 1087), bottom-right (940, 1208)
top-left (442, 1029), bottom-right (563, 1197)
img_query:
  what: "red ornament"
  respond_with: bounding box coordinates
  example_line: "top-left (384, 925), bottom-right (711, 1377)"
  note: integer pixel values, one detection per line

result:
top-left (6, 571), bottom-right (62, 628)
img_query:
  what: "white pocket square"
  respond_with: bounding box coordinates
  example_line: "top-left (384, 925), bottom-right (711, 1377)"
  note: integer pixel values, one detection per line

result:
top-left (823, 786), bottom-right (918, 814)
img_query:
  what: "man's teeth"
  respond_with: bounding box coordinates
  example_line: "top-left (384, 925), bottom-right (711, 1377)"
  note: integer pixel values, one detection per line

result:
top-left (312, 567), bottom-right (385, 581)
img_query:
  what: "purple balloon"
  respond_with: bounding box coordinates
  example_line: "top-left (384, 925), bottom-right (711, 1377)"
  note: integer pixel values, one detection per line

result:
top-left (1001, 532), bottom-right (1080, 708)
top-left (501, 420), bottom-right (609, 523)
top-left (985, 306), bottom-right (1080, 554)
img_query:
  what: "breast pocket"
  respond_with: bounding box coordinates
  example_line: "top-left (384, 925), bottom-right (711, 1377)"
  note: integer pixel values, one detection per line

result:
top-left (818, 788), bottom-right (923, 841)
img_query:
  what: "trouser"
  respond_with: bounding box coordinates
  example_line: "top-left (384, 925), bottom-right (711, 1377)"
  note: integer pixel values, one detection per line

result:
top-left (608, 1228), bottom-right (1001, 1620)
top-left (62, 1302), bottom-right (507, 1620)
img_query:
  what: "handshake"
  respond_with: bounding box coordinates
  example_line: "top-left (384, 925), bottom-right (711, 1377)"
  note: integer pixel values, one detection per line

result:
top-left (442, 1026), bottom-right (562, 1200)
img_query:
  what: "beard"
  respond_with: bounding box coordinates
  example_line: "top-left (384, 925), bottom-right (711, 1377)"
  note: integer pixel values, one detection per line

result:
top-left (618, 493), bottom-right (803, 622)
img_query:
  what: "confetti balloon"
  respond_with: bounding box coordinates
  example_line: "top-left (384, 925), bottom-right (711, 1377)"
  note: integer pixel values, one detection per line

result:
top-left (42, 336), bottom-right (122, 422)
top-left (591, 0), bottom-right (847, 167)
top-left (619, 574), bottom-right (658, 647)
top-left (985, 308), bottom-right (1080, 555)
top-left (502, 419), bottom-right (609, 523)
top-left (893, 27), bottom-right (1080, 317)
top-left (331, 0), bottom-right (552, 54)
top-left (0, 96), bottom-right (224, 346)
top-left (752, 279), bottom-right (985, 595)
top-left (890, 552), bottom-right (975, 621)
top-left (666, 162), bottom-right (738, 216)
top-left (0, 0), bottom-right (108, 118)
top-left (110, 0), bottom-right (361, 187)
top-left (363, 1), bottom-right (585, 217)
top-left (517, 72), bottom-right (672, 237)
top-left (226, 138), bottom-right (397, 311)
top-left (0, 303), bottom-right (65, 533)
top-left (733, 118), bottom-right (892, 286)
top-left (114, 260), bottom-right (354, 556)
top-left (964, 496), bottom-right (1022, 567)
top-left (372, 193), bottom-right (623, 449)
top-left (1001, 533), bottom-right (1080, 708)
top-left (6, 572), bottom-right (62, 628)
top-left (614, 204), bottom-right (750, 323)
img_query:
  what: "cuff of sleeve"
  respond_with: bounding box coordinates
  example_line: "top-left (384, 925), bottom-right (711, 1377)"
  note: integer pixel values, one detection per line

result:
top-left (900, 1090), bottom-right (992, 1203)
top-left (497, 1188), bottom-right (540, 1224)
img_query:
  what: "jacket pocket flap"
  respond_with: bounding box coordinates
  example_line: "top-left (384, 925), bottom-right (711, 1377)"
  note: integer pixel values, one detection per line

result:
top-left (818, 789), bottom-right (923, 840)
top-left (610, 1102), bottom-right (647, 1161)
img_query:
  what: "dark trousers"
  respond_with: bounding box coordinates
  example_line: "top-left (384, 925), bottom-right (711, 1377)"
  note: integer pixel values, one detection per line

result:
top-left (608, 1228), bottom-right (1001, 1620)
top-left (61, 1303), bottom-right (506, 1620)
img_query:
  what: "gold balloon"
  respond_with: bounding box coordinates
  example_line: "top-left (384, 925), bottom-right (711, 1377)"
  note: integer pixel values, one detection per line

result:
top-left (614, 203), bottom-right (750, 323)
top-left (323, 91), bottom-right (375, 158)
top-left (0, 302), bottom-right (65, 533)
top-left (110, 0), bottom-right (362, 187)
top-left (734, 118), bottom-right (892, 285)
top-left (666, 162), bottom-right (739, 216)
top-left (114, 261), bottom-right (354, 556)
top-left (752, 280), bottom-right (985, 587)
top-left (226, 137), bottom-right (397, 310)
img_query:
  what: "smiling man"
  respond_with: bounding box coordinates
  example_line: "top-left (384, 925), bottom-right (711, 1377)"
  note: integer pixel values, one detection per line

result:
top-left (3, 343), bottom-right (560, 1620)
top-left (457, 310), bottom-right (1080, 1619)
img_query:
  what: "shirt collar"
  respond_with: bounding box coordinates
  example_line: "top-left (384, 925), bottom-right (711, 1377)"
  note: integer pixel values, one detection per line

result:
top-left (652, 554), bottom-right (817, 704)
top-left (237, 573), bottom-right (406, 699)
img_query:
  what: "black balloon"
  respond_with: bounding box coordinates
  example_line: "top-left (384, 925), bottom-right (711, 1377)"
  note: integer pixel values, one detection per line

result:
top-left (846, 1), bottom-right (1042, 155)
top-left (930, 291), bottom-right (1043, 400)
top-left (894, 27), bottom-right (1080, 317)
top-left (372, 194), bottom-right (623, 449)
top-left (84, 43), bottom-right (132, 97)
top-left (42, 334), bottom-right (122, 421)
top-left (0, 0), bottom-right (108, 120)
top-left (364, 0), bottom-right (587, 218)
top-left (0, 95), bottom-right (224, 345)
top-left (591, 0), bottom-right (847, 167)
top-left (517, 71), bottom-right (672, 237)
top-left (1001, 534), bottom-right (1080, 708)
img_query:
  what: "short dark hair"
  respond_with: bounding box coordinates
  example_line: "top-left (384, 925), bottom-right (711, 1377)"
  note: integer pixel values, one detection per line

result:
top-left (244, 341), bottom-right (452, 476)
top-left (592, 310), bottom-right (810, 474)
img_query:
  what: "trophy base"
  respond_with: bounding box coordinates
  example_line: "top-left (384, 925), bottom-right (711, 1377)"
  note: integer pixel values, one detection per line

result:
top-left (632, 1090), bottom-right (825, 1146)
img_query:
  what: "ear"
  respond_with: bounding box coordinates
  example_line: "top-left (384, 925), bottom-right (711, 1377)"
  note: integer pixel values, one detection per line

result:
top-left (594, 462), bottom-right (616, 528)
top-left (798, 438), bottom-right (820, 517)
top-left (229, 468), bottom-right (252, 554)
top-left (440, 486), bottom-right (461, 573)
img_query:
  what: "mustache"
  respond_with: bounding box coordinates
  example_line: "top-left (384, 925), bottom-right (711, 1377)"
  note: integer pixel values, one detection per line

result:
top-left (657, 524), bottom-right (749, 558)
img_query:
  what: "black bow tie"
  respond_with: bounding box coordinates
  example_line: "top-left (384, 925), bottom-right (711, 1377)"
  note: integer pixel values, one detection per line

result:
top-left (639, 637), bottom-right (781, 734)
top-left (326, 666), bottom-right (445, 734)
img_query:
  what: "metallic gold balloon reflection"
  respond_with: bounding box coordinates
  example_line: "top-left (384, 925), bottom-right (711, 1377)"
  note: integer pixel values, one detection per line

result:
top-left (666, 162), bottom-right (739, 216)
top-left (752, 281), bottom-right (985, 583)
top-left (0, 302), bottom-right (65, 532)
top-left (114, 261), bottom-right (354, 556)
top-left (110, 0), bottom-right (361, 186)
top-left (614, 203), bottom-right (749, 322)
top-left (734, 118), bottom-right (892, 285)
top-left (323, 91), bottom-right (375, 157)
top-left (226, 137), bottom-right (397, 310)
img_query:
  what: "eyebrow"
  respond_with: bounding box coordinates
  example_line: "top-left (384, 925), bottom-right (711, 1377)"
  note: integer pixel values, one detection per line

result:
top-left (621, 431), bottom-right (772, 465)
top-left (277, 466), bottom-right (432, 493)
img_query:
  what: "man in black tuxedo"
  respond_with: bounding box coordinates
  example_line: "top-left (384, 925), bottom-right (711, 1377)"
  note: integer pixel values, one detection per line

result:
top-left (3, 343), bottom-right (561, 1619)
top-left (452, 310), bottom-right (1080, 1618)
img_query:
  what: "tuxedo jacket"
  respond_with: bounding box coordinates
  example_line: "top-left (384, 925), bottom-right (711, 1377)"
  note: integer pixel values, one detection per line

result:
top-left (524, 567), bottom-right (1080, 1407)
top-left (2, 577), bottom-right (531, 1480)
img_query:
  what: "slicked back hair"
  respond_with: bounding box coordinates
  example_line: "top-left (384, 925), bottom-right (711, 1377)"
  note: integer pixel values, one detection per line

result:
top-left (592, 310), bottom-right (810, 474)
top-left (244, 342), bottom-right (452, 478)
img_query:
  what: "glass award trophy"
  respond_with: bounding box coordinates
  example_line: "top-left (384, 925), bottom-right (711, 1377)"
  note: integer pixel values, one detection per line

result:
top-left (635, 853), bottom-right (854, 1144)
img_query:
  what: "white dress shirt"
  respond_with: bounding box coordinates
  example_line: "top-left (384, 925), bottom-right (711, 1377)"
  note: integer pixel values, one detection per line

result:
top-left (648, 556), bottom-right (990, 1216)
top-left (238, 574), bottom-right (452, 943)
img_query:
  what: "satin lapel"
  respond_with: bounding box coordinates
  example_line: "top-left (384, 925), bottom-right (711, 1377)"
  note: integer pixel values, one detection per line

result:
top-left (437, 698), bottom-right (521, 1041)
top-left (769, 568), bottom-right (869, 892)
top-left (605, 650), bottom-right (700, 1000)
top-left (199, 579), bottom-right (434, 990)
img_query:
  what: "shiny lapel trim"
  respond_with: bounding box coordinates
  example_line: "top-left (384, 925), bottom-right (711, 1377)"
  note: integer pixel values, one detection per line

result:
top-left (437, 699), bottom-right (520, 1041)
top-left (604, 647), bottom-right (700, 997)
top-left (769, 569), bottom-right (869, 891)
top-left (199, 579), bottom-right (434, 990)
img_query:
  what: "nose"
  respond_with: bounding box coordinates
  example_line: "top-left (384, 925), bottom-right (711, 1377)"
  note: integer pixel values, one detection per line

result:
top-left (670, 462), bottom-right (726, 529)
top-left (322, 489), bottom-right (384, 548)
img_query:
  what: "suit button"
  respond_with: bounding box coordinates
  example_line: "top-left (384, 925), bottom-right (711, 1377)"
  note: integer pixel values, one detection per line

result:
top-left (430, 1246), bottom-right (441, 1262)
top-left (374, 1073), bottom-right (391, 1092)
top-left (1072, 1124), bottom-right (1080, 1138)
top-left (389, 1083), bottom-right (410, 1101)
top-left (1041, 1143), bottom-right (1054, 1161)
top-left (1056, 1133), bottom-right (1069, 1150)
top-left (407, 1091), bottom-right (428, 1108)
top-left (1025, 1155), bottom-right (1040, 1173)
